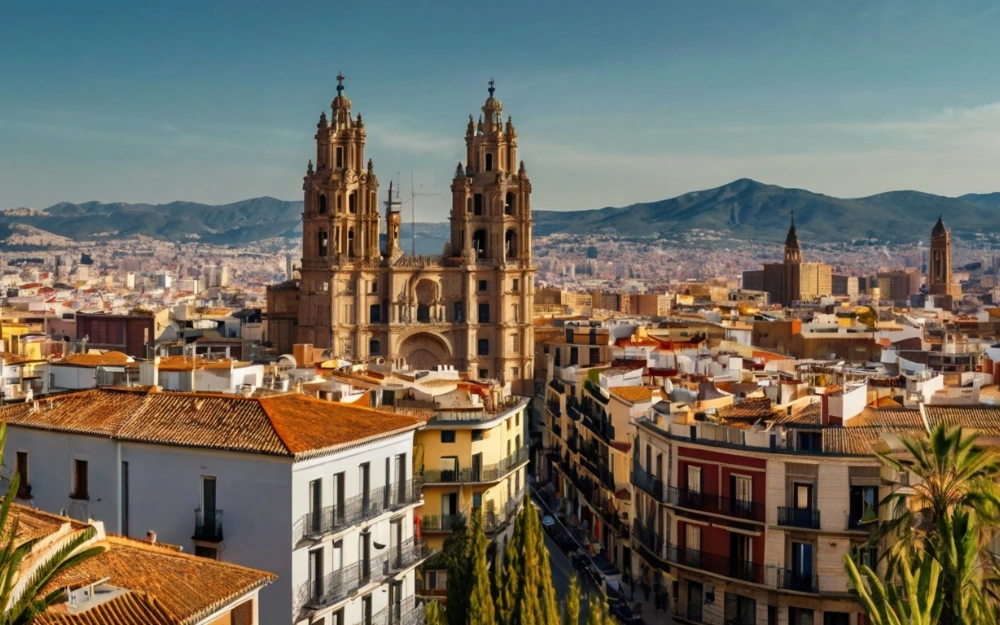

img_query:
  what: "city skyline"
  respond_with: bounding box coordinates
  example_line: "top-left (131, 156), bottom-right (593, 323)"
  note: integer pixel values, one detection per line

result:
top-left (4, 1), bottom-right (1000, 220)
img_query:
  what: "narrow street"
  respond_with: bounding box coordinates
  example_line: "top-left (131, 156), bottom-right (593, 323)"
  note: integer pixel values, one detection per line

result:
top-left (543, 528), bottom-right (589, 625)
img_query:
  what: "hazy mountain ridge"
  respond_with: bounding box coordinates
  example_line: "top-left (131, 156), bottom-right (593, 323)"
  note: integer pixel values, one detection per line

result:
top-left (533, 179), bottom-right (1000, 242)
top-left (6, 179), bottom-right (999, 248)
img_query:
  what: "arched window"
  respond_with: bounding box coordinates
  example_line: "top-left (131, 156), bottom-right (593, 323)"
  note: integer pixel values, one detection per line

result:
top-left (505, 229), bottom-right (517, 258)
top-left (347, 229), bottom-right (355, 257)
top-left (472, 230), bottom-right (487, 259)
top-left (505, 192), bottom-right (515, 215)
top-left (318, 230), bottom-right (328, 257)
top-left (319, 194), bottom-right (328, 214)
top-left (485, 153), bottom-right (493, 172)
top-left (349, 192), bottom-right (357, 214)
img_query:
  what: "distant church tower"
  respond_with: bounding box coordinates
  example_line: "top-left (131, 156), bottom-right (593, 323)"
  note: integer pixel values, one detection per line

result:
top-left (928, 215), bottom-right (960, 304)
top-left (784, 212), bottom-right (802, 264)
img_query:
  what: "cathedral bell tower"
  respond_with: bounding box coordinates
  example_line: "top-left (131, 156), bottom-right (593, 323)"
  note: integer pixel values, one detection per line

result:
top-left (302, 73), bottom-right (380, 267)
top-left (449, 79), bottom-right (532, 267)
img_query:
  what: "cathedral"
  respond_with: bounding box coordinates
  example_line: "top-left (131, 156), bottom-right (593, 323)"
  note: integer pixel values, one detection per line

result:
top-left (267, 76), bottom-right (536, 393)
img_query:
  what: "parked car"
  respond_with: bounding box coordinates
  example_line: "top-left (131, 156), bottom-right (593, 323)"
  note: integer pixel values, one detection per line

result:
top-left (541, 515), bottom-right (557, 533)
top-left (607, 598), bottom-right (643, 625)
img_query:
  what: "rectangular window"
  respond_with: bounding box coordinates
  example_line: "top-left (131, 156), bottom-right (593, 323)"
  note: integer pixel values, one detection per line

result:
top-left (824, 613), bottom-right (850, 625)
top-left (511, 304), bottom-right (519, 323)
top-left (513, 278), bottom-right (520, 291)
top-left (333, 472), bottom-right (346, 525)
top-left (15, 451), bottom-right (28, 490)
top-left (472, 430), bottom-right (484, 441)
top-left (371, 280), bottom-right (378, 294)
top-left (336, 147), bottom-right (344, 169)
top-left (589, 347), bottom-right (600, 364)
top-left (472, 492), bottom-right (483, 510)
top-left (309, 548), bottom-right (324, 600)
top-left (479, 368), bottom-right (488, 379)
top-left (478, 303), bottom-right (490, 323)
top-left (849, 485), bottom-right (878, 528)
top-left (474, 194), bottom-right (483, 215)
top-left (384, 458), bottom-right (391, 508)
top-left (511, 335), bottom-right (519, 353)
top-left (121, 460), bottom-right (129, 535)
top-left (369, 339), bottom-right (381, 355)
top-left (441, 430), bottom-right (456, 443)
top-left (795, 483), bottom-right (813, 510)
top-left (454, 302), bottom-right (464, 323)
top-left (570, 347), bottom-right (579, 366)
top-left (309, 478), bottom-right (323, 534)
top-left (478, 280), bottom-right (488, 292)
top-left (687, 465), bottom-right (702, 493)
top-left (370, 304), bottom-right (380, 323)
top-left (478, 338), bottom-right (489, 356)
top-left (360, 462), bottom-right (371, 513)
top-left (72, 459), bottom-right (89, 499)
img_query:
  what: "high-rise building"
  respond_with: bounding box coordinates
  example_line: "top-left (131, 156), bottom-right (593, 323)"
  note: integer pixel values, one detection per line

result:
top-left (928, 216), bottom-right (960, 307)
top-left (268, 77), bottom-right (535, 392)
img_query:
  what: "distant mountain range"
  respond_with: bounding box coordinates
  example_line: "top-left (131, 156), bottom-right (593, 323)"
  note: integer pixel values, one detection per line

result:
top-left (6, 179), bottom-right (1000, 249)
top-left (533, 178), bottom-right (1000, 243)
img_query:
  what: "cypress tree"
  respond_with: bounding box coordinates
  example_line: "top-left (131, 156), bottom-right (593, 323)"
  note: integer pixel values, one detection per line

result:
top-left (467, 510), bottom-right (497, 625)
top-left (504, 495), bottom-right (561, 625)
top-left (442, 517), bottom-right (471, 625)
top-left (563, 578), bottom-right (580, 625)
top-left (425, 600), bottom-right (446, 625)
top-left (526, 503), bottom-right (560, 625)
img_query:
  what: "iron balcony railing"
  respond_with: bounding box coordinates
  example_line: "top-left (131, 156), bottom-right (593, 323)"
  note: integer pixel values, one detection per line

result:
top-left (567, 434), bottom-right (579, 453)
top-left (667, 486), bottom-right (766, 523)
top-left (419, 514), bottom-right (466, 532)
top-left (778, 507), bottom-right (821, 529)
top-left (547, 400), bottom-right (562, 417)
top-left (548, 378), bottom-right (565, 394)
top-left (420, 446), bottom-right (529, 484)
top-left (299, 479), bottom-right (422, 541)
top-left (301, 552), bottom-right (390, 609)
top-left (551, 422), bottom-right (562, 439)
top-left (387, 538), bottom-right (432, 571)
top-left (665, 545), bottom-right (763, 585)
top-left (631, 519), bottom-right (666, 562)
top-left (580, 456), bottom-right (615, 491)
top-left (631, 463), bottom-right (665, 502)
top-left (193, 508), bottom-right (223, 542)
top-left (352, 596), bottom-right (425, 625)
top-left (777, 568), bottom-right (819, 593)
top-left (566, 404), bottom-right (582, 423)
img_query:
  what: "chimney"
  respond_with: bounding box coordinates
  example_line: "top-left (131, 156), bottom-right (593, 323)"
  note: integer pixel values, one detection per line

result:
top-left (146, 530), bottom-right (157, 544)
top-left (139, 357), bottom-right (160, 387)
top-left (820, 393), bottom-right (830, 426)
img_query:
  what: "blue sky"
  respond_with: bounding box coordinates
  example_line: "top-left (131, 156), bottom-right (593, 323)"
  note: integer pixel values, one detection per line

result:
top-left (3, 1), bottom-right (1000, 220)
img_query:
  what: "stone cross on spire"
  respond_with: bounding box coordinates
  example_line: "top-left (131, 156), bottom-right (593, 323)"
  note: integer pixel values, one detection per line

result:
top-left (336, 72), bottom-right (345, 94)
top-left (488, 78), bottom-right (495, 97)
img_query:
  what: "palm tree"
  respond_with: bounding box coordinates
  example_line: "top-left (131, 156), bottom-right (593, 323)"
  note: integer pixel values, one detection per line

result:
top-left (843, 551), bottom-right (942, 625)
top-left (877, 423), bottom-right (1000, 624)
top-left (0, 422), bottom-right (104, 623)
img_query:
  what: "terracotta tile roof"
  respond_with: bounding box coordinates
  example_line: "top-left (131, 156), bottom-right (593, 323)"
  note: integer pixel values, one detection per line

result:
top-left (980, 385), bottom-right (1000, 404)
top-left (2, 388), bottom-right (423, 459)
top-left (61, 351), bottom-right (131, 367)
top-left (156, 355), bottom-right (252, 371)
top-left (777, 401), bottom-right (822, 425)
top-left (608, 386), bottom-right (654, 403)
top-left (823, 426), bottom-right (890, 455)
top-left (6, 505), bottom-right (89, 547)
top-left (856, 407), bottom-right (924, 429)
top-left (717, 398), bottom-right (775, 420)
top-left (40, 535), bottom-right (274, 625)
top-left (923, 405), bottom-right (1000, 435)
top-left (37, 591), bottom-right (176, 625)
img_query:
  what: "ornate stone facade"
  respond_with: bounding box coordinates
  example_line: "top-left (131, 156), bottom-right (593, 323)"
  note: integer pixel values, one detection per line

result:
top-left (268, 77), bottom-right (535, 392)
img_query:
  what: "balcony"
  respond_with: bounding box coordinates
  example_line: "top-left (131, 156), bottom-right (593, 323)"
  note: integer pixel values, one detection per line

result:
top-left (299, 479), bottom-right (422, 541)
top-left (419, 514), bottom-right (466, 532)
top-left (300, 552), bottom-right (390, 609)
top-left (777, 568), bottom-right (819, 593)
top-left (546, 399), bottom-right (562, 417)
top-left (666, 545), bottom-right (763, 585)
top-left (549, 378), bottom-right (565, 395)
top-left (631, 463), bottom-right (665, 502)
top-left (567, 434), bottom-right (579, 453)
top-left (580, 456), bottom-right (615, 491)
top-left (387, 538), bottom-right (432, 572)
top-left (566, 403), bottom-right (582, 423)
top-left (352, 596), bottom-right (425, 625)
top-left (777, 507), bottom-right (821, 529)
top-left (193, 508), bottom-right (223, 542)
top-left (668, 486), bottom-right (766, 524)
top-left (420, 446), bottom-right (529, 484)
top-left (632, 519), bottom-right (666, 562)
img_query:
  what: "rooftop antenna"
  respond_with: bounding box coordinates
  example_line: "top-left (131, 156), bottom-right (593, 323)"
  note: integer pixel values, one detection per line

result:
top-left (405, 173), bottom-right (442, 256)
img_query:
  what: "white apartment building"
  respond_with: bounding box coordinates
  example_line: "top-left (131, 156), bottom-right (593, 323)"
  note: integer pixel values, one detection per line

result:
top-left (3, 387), bottom-right (429, 625)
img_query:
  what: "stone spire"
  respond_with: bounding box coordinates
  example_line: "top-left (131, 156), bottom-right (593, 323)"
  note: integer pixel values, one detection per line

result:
top-left (784, 211), bottom-right (801, 264)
